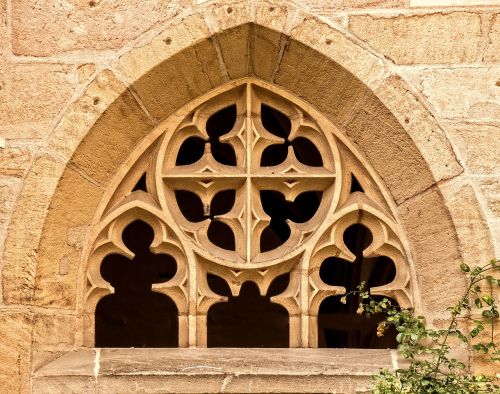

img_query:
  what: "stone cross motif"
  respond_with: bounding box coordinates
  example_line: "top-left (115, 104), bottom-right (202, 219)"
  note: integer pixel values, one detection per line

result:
top-left (85, 79), bottom-right (413, 348)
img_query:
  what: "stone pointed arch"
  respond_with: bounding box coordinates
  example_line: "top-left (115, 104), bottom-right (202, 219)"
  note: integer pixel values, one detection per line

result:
top-left (1, 0), bottom-right (492, 358)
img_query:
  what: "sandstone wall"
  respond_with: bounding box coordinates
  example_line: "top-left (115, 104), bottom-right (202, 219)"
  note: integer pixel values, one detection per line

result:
top-left (0, 0), bottom-right (498, 392)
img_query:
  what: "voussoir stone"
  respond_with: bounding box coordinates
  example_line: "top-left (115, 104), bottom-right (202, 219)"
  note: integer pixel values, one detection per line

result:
top-left (349, 12), bottom-right (482, 64)
top-left (484, 13), bottom-right (500, 63)
top-left (11, 0), bottom-right (190, 56)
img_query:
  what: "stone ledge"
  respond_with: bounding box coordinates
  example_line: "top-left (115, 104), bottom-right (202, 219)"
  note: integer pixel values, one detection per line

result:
top-left (33, 348), bottom-right (399, 393)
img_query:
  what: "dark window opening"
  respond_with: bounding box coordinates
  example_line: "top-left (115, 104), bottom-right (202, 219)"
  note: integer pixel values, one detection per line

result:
top-left (350, 175), bottom-right (364, 193)
top-left (176, 136), bottom-right (205, 165)
top-left (260, 104), bottom-right (323, 167)
top-left (95, 220), bottom-right (178, 347)
top-left (260, 190), bottom-right (322, 252)
top-left (317, 224), bottom-right (398, 348)
top-left (132, 173), bottom-right (148, 192)
top-left (175, 189), bottom-right (236, 251)
top-left (205, 105), bottom-right (237, 166)
top-left (207, 274), bottom-right (290, 347)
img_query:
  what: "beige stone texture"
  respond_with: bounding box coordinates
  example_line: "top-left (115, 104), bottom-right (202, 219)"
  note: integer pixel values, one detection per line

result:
top-left (397, 187), bottom-right (464, 313)
top-left (76, 63), bottom-right (96, 84)
top-left (32, 313), bottom-right (79, 351)
top-left (344, 89), bottom-right (436, 204)
top-left (439, 179), bottom-right (495, 264)
top-left (349, 12), bottom-right (482, 65)
top-left (0, 312), bottom-right (33, 394)
top-left (130, 39), bottom-right (226, 121)
top-left (68, 82), bottom-right (155, 185)
top-left (0, 144), bottom-right (34, 177)
top-left (419, 68), bottom-right (500, 120)
top-left (374, 75), bottom-right (463, 182)
top-left (274, 39), bottom-right (368, 128)
top-left (47, 70), bottom-right (127, 163)
top-left (304, 0), bottom-right (408, 11)
top-left (0, 177), bottom-right (21, 266)
top-left (33, 167), bottom-right (103, 308)
top-left (411, 0), bottom-right (500, 6)
top-left (11, 0), bottom-right (190, 56)
top-left (2, 154), bottom-right (65, 304)
top-left (116, 12), bottom-right (212, 85)
top-left (0, 63), bottom-right (76, 139)
top-left (484, 14), bottom-right (500, 63)
top-left (479, 177), bottom-right (500, 220)
top-left (288, 16), bottom-right (386, 87)
top-left (445, 122), bottom-right (500, 175)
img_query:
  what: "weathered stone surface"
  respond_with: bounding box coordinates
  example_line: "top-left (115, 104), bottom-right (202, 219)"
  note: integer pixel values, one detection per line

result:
top-left (0, 145), bottom-right (33, 177)
top-left (131, 39), bottom-right (225, 120)
top-left (0, 312), bottom-right (33, 394)
top-left (289, 16), bottom-right (385, 87)
top-left (117, 13), bottom-right (211, 84)
top-left (216, 24), bottom-right (250, 79)
top-left (206, 0), bottom-right (250, 33)
top-left (34, 167), bottom-right (103, 308)
top-left (444, 122), bottom-right (500, 175)
top-left (34, 348), bottom-right (399, 393)
top-left (0, 63), bottom-right (76, 139)
top-left (0, 177), bottom-right (21, 269)
top-left (484, 13), bottom-right (500, 63)
top-left (344, 89), bottom-right (436, 204)
top-left (420, 68), bottom-right (500, 119)
top-left (32, 313), bottom-right (79, 351)
top-left (2, 154), bottom-right (65, 304)
top-left (275, 39), bottom-right (367, 127)
top-left (48, 70), bottom-right (127, 162)
top-left (349, 12), bottom-right (482, 64)
top-left (439, 179), bottom-right (495, 264)
top-left (69, 91), bottom-right (155, 185)
top-left (303, 0), bottom-right (407, 10)
top-left (397, 187), bottom-right (464, 313)
top-left (76, 64), bottom-right (96, 84)
top-left (375, 76), bottom-right (463, 182)
top-left (11, 0), bottom-right (189, 56)
top-left (478, 177), bottom-right (500, 219)
top-left (411, 0), bottom-right (500, 6)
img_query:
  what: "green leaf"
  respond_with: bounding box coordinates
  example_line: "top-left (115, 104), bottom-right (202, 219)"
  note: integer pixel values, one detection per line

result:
top-left (474, 298), bottom-right (483, 308)
top-left (481, 295), bottom-right (494, 306)
top-left (460, 263), bottom-right (470, 272)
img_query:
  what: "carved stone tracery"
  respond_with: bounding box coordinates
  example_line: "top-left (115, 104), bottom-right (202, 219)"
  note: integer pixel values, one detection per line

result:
top-left (84, 79), bottom-right (414, 348)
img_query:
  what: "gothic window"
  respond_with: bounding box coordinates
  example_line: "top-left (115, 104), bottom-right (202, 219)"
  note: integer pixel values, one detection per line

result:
top-left (84, 79), bottom-right (413, 348)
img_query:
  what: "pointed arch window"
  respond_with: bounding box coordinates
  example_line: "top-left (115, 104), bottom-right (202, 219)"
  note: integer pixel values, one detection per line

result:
top-left (84, 79), bottom-right (413, 348)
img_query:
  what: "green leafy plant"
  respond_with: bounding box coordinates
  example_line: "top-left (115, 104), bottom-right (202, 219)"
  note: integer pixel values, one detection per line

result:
top-left (343, 259), bottom-right (500, 393)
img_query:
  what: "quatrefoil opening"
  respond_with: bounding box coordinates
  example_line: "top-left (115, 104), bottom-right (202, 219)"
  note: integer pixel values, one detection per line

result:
top-left (318, 224), bottom-right (398, 348)
top-left (176, 105), bottom-right (237, 166)
top-left (260, 104), bottom-right (323, 167)
top-left (95, 220), bottom-right (178, 347)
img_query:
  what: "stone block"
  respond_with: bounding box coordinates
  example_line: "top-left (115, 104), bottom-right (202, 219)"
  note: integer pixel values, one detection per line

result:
top-left (397, 187), bottom-right (464, 313)
top-left (289, 16), bottom-right (385, 88)
top-left (34, 167), bottom-right (104, 308)
top-left (0, 312), bottom-right (33, 394)
top-left (439, 179), bottom-right (495, 264)
top-left (0, 62), bottom-right (75, 139)
top-left (420, 68), bottom-right (500, 120)
top-left (32, 313), bottom-right (79, 351)
top-left (349, 12), bottom-right (482, 65)
top-left (444, 122), bottom-right (500, 175)
top-left (130, 39), bottom-right (226, 121)
top-left (344, 89), bottom-right (436, 204)
top-left (0, 145), bottom-right (33, 177)
top-left (11, 0), bottom-right (189, 56)
top-left (478, 177), bottom-right (500, 220)
top-left (253, 0), bottom-right (290, 33)
top-left (205, 0), bottom-right (250, 33)
top-left (117, 13), bottom-right (211, 85)
top-left (303, 0), bottom-right (407, 10)
top-left (216, 24), bottom-right (250, 79)
top-left (484, 13), bottom-right (500, 63)
top-left (274, 39), bottom-right (367, 128)
top-left (2, 154), bottom-right (65, 304)
top-left (48, 70), bottom-right (127, 162)
top-left (375, 76), bottom-right (463, 182)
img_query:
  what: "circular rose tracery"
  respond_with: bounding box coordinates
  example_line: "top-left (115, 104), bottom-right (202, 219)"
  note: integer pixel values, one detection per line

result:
top-left (157, 83), bottom-right (337, 266)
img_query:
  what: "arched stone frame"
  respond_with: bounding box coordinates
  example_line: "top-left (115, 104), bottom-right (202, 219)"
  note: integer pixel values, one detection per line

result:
top-left (0, 0), bottom-right (494, 369)
top-left (82, 78), bottom-right (415, 348)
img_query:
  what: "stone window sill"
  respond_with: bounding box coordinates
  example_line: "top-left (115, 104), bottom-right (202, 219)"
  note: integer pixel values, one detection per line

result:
top-left (32, 348), bottom-right (401, 393)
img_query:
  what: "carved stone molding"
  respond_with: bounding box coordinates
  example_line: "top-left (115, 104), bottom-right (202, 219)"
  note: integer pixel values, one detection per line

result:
top-left (84, 78), bottom-right (414, 348)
